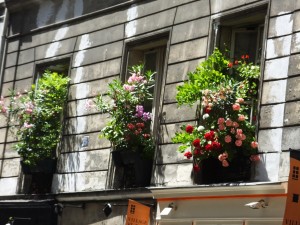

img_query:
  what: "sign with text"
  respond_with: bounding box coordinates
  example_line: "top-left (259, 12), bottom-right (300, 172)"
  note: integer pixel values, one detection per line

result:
top-left (125, 199), bottom-right (150, 225)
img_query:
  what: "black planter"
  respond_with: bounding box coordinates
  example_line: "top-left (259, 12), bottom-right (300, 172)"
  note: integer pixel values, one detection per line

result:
top-left (21, 158), bottom-right (57, 174)
top-left (111, 151), bottom-right (153, 188)
top-left (195, 156), bottom-right (251, 184)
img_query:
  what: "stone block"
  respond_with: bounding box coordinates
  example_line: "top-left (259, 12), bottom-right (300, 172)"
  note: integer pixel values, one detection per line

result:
top-left (210, 0), bottom-right (259, 14)
top-left (70, 58), bottom-right (121, 84)
top-left (282, 126), bottom-right (300, 150)
top-left (152, 163), bottom-right (193, 186)
top-left (7, 39), bottom-right (20, 53)
top-left (270, 0), bottom-right (295, 16)
top-left (0, 144), bottom-right (3, 159)
top-left (76, 25), bottom-right (124, 51)
top-left (64, 114), bottom-right (109, 135)
top-left (253, 152), bottom-right (280, 182)
top-left (61, 132), bottom-right (110, 153)
top-left (3, 143), bottom-right (19, 158)
top-left (1, 158), bottom-right (20, 177)
top-left (261, 80), bottom-right (287, 104)
top-left (68, 76), bottom-right (117, 100)
top-left (278, 151), bottom-right (289, 181)
top-left (171, 17), bottom-right (210, 44)
top-left (286, 76), bottom-right (300, 101)
top-left (155, 144), bottom-right (187, 164)
top-left (175, 0), bottom-right (209, 23)
top-left (0, 177), bottom-right (18, 195)
top-left (293, 11), bottom-right (300, 32)
top-left (288, 54), bottom-right (300, 76)
top-left (14, 78), bottom-right (33, 93)
top-left (268, 14), bottom-right (293, 38)
top-left (18, 48), bottom-right (35, 65)
top-left (162, 103), bottom-right (197, 123)
top-left (258, 128), bottom-right (282, 152)
top-left (0, 114), bottom-right (8, 127)
top-left (266, 35), bottom-right (292, 59)
top-left (259, 104), bottom-right (284, 128)
top-left (163, 82), bottom-right (183, 103)
top-left (1, 82), bottom-right (13, 97)
top-left (52, 171), bottom-right (107, 193)
top-left (67, 99), bottom-right (97, 117)
top-left (58, 149), bottom-right (110, 173)
top-left (264, 57), bottom-right (289, 80)
top-left (3, 67), bottom-right (16, 83)
top-left (72, 41), bottom-right (123, 67)
top-left (0, 128), bottom-right (7, 143)
top-left (166, 58), bottom-right (203, 84)
top-left (168, 37), bottom-right (207, 64)
top-left (35, 37), bottom-right (76, 60)
top-left (125, 8), bottom-right (176, 38)
top-left (291, 32), bottom-right (300, 54)
top-left (5, 52), bottom-right (17, 68)
top-left (16, 63), bottom-right (34, 80)
top-left (284, 101), bottom-right (300, 126)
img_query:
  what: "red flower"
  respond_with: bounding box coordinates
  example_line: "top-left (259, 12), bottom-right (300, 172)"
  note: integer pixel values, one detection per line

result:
top-left (245, 54), bottom-right (249, 59)
top-left (127, 123), bottom-right (135, 130)
top-left (234, 60), bottom-right (239, 65)
top-left (228, 62), bottom-right (233, 68)
top-left (136, 122), bottom-right (145, 128)
top-left (241, 55), bottom-right (245, 59)
top-left (193, 164), bottom-right (200, 172)
top-left (192, 138), bottom-right (201, 147)
top-left (204, 106), bottom-right (211, 114)
top-left (212, 141), bottom-right (221, 150)
top-left (184, 151), bottom-right (193, 159)
top-left (185, 125), bottom-right (194, 134)
top-left (194, 148), bottom-right (201, 155)
top-left (204, 130), bottom-right (215, 141)
top-left (143, 133), bottom-right (151, 139)
top-left (204, 144), bottom-right (213, 151)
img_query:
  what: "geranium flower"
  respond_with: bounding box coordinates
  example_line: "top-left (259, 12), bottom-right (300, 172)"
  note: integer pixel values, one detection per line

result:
top-left (185, 125), bottom-right (194, 134)
top-left (235, 139), bottom-right (242, 147)
top-left (184, 151), bottom-right (192, 159)
top-left (192, 138), bottom-right (201, 147)
top-left (232, 103), bottom-right (240, 111)
top-left (222, 160), bottom-right (229, 167)
top-left (238, 114), bottom-right (245, 121)
top-left (224, 135), bottom-right (232, 143)
top-left (251, 141), bottom-right (258, 148)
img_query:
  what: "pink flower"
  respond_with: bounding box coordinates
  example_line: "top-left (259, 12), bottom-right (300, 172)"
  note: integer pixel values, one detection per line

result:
top-left (218, 117), bottom-right (225, 124)
top-left (127, 73), bottom-right (144, 84)
top-left (251, 141), bottom-right (258, 149)
top-left (23, 122), bottom-right (34, 129)
top-left (250, 155), bottom-right (260, 161)
top-left (230, 128), bottom-right (235, 134)
top-left (224, 135), bottom-right (232, 143)
top-left (25, 108), bottom-right (33, 114)
top-left (222, 160), bottom-right (229, 167)
top-left (232, 122), bottom-right (239, 128)
top-left (236, 98), bottom-right (244, 103)
top-left (218, 154), bottom-right (225, 161)
top-left (225, 119), bottom-right (233, 127)
top-left (238, 115), bottom-right (245, 121)
top-left (235, 139), bottom-right (242, 147)
top-left (218, 124), bottom-right (225, 130)
top-left (236, 129), bottom-right (243, 135)
top-left (123, 84), bottom-right (135, 92)
top-left (241, 134), bottom-right (246, 140)
top-left (142, 112), bottom-right (151, 121)
top-left (232, 103), bottom-right (240, 111)
top-left (135, 105), bottom-right (144, 117)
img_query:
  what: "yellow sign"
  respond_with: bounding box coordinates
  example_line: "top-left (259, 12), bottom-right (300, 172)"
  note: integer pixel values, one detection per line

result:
top-left (125, 199), bottom-right (150, 225)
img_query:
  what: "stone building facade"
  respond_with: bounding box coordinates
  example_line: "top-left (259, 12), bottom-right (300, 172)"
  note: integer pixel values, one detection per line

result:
top-left (0, 0), bottom-right (299, 224)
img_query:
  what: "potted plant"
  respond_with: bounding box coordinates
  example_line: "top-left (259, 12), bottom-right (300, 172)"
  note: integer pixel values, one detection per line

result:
top-left (0, 70), bottom-right (70, 174)
top-left (172, 49), bottom-right (260, 184)
top-left (87, 65), bottom-right (155, 187)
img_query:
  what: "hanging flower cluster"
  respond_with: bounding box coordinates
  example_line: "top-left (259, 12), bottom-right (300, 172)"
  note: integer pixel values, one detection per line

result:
top-left (89, 65), bottom-right (155, 159)
top-left (172, 49), bottom-right (260, 171)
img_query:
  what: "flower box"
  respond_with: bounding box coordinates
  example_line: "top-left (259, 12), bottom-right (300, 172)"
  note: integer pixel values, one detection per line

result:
top-left (194, 156), bottom-right (251, 184)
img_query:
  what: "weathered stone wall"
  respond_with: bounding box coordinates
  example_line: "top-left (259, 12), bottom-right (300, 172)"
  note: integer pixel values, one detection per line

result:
top-left (0, 0), bottom-right (298, 197)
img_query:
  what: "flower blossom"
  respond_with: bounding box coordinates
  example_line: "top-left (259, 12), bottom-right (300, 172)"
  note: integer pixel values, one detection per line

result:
top-left (218, 118), bottom-right (225, 124)
top-left (192, 138), bottom-right (200, 147)
top-left (225, 119), bottom-right (233, 127)
top-left (236, 98), bottom-right (244, 103)
top-left (251, 141), bottom-right (258, 149)
top-left (197, 126), bottom-right (204, 131)
top-left (203, 113), bottom-right (209, 120)
top-left (222, 160), bottom-right (229, 167)
top-left (232, 103), bottom-right (240, 111)
top-left (224, 135), bottom-right (232, 143)
top-left (184, 151), bottom-right (192, 159)
top-left (142, 112), bottom-right (151, 121)
top-left (193, 164), bottom-right (200, 172)
top-left (238, 114), bottom-right (245, 121)
top-left (235, 139), bottom-right (242, 147)
top-left (127, 73), bottom-right (144, 84)
top-left (23, 122), bottom-right (34, 129)
top-left (185, 125), bottom-right (194, 134)
top-left (123, 84), bottom-right (135, 92)
top-left (135, 105), bottom-right (144, 117)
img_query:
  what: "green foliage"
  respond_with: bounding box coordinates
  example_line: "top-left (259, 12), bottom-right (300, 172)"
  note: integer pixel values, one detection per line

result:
top-left (92, 65), bottom-right (156, 159)
top-left (172, 49), bottom-right (260, 168)
top-left (0, 71), bottom-right (70, 165)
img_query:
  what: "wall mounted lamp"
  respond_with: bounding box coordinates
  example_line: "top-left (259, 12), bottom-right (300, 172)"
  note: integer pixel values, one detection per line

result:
top-left (160, 203), bottom-right (176, 216)
top-left (244, 199), bottom-right (268, 209)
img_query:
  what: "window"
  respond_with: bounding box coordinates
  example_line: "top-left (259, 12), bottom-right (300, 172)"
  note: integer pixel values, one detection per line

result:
top-left (292, 166), bottom-right (299, 180)
top-left (211, 5), bottom-right (267, 124)
top-left (293, 194), bottom-right (299, 203)
top-left (123, 34), bottom-right (168, 137)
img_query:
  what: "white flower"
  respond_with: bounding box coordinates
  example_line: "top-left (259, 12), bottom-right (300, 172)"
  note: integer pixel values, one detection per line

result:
top-left (197, 126), bottom-right (205, 131)
top-left (203, 113), bottom-right (209, 120)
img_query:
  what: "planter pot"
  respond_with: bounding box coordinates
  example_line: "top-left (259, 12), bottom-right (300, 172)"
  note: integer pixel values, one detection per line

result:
top-left (195, 156), bottom-right (251, 184)
top-left (21, 158), bottom-right (57, 174)
top-left (111, 151), bottom-right (153, 188)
